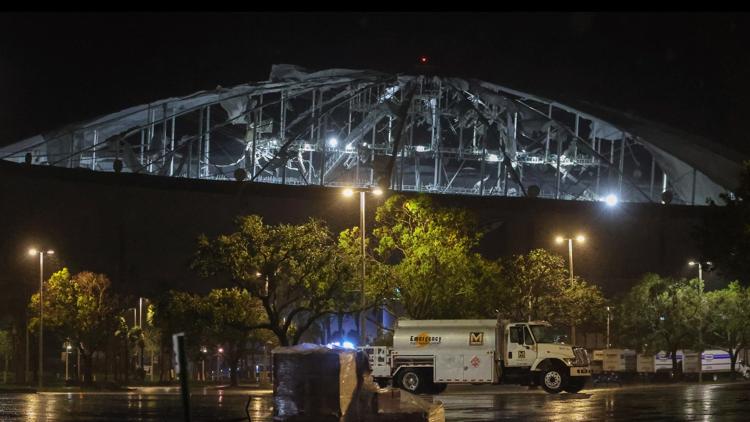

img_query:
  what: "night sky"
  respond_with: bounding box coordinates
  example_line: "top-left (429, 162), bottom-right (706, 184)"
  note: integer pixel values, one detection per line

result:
top-left (0, 12), bottom-right (748, 155)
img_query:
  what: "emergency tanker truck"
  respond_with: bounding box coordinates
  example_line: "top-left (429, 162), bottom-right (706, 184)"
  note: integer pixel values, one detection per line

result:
top-left (361, 319), bottom-right (591, 394)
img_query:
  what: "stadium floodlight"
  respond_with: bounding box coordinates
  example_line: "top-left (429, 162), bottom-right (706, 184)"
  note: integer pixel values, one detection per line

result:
top-left (604, 194), bottom-right (619, 206)
top-left (327, 137), bottom-right (338, 147)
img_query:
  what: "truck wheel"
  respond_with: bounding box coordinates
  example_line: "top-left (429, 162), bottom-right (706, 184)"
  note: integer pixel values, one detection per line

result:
top-left (541, 367), bottom-right (567, 394)
top-left (398, 369), bottom-right (425, 394)
top-left (563, 376), bottom-right (586, 393)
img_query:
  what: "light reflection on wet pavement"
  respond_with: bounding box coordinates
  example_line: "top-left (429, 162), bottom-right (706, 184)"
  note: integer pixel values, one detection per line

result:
top-left (1, 383), bottom-right (749, 421)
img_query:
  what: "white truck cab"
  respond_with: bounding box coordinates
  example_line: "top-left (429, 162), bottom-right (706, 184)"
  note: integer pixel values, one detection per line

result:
top-left (361, 318), bottom-right (590, 394)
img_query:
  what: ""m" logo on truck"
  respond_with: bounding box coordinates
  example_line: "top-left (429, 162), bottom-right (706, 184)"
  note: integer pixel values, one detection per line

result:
top-left (469, 332), bottom-right (484, 346)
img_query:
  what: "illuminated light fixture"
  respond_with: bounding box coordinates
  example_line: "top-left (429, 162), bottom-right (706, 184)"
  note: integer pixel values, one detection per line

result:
top-left (342, 188), bottom-right (354, 197)
top-left (604, 194), bottom-right (619, 207)
top-left (372, 187), bottom-right (383, 196)
top-left (576, 235), bottom-right (586, 243)
top-left (688, 261), bottom-right (696, 266)
top-left (28, 248), bottom-right (54, 256)
top-left (555, 236), bottom-right (564, 244)
top-left (327, 137), bottom-right (338, 147)
top-left (419, 55), bottom-right (429, 64)
top-left (326, 340), bottom-right (356, 349)
top-left (218, 347), bottom-right (224, 353)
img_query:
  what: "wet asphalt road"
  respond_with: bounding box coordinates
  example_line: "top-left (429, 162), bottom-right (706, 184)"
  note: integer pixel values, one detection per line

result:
top-left (1, 382), bottom-right (749, 421)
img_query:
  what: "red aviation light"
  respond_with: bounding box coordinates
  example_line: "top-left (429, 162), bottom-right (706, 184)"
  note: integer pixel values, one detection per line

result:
top-left (419, 55), bottom-right (429, 64)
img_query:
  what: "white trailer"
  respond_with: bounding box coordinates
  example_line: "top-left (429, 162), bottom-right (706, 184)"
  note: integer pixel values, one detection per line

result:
top-left (362, 319), bottom-right (591, 395)
top-left (680, 349), bottom-right (750, 379)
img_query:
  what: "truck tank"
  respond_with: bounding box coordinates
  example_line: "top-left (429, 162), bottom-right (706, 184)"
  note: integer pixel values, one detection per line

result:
top-left (393, 319), bottom-right (499, 352)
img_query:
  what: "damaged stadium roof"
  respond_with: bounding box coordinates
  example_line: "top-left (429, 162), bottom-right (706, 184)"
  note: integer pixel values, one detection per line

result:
top-left (0, 63), bottom-right (743, 206)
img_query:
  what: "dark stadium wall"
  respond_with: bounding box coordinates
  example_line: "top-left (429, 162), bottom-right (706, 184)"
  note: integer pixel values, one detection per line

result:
top-left (0, 161), bottom-right (711, 313)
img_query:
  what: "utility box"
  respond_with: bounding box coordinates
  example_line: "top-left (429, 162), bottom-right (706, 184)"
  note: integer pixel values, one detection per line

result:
top-left (682, 351), bottom-right (702, 374)
top-left (590, 350), bottom-right (605, 375)
top-left (636, 354), bottom-right (654, 373)
top-left (603, 349), bottom-right (636, 372)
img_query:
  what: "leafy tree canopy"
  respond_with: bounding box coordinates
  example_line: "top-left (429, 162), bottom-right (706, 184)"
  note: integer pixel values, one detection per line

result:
top-left (192, 216), bottom-right (358, 345)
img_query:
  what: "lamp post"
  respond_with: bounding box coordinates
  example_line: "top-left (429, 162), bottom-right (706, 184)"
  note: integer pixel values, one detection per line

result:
top-left (138, 297), bottom-right (145, 375)
top-left (689, 260), bottom-right (712, 384)
top-left (127, 307), bottom-right (137, 378)
top-left (217, 347), bottom-right (224, 381)
top-left (200, 346), bottom-right (208, 381)
top-left (606, 306), bottom-right (612, 349)
top-left (28, 248), bottom-right (54, 390)
top-left (343, 186), bottom-right (383, 346)
top-left (555, 234), bottom-right (585, 345)
top-left (64, 342), bottom-right (72, 381)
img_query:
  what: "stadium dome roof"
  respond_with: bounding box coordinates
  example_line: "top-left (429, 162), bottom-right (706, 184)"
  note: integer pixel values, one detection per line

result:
top-left (1, 64), bottom-right (743, 205)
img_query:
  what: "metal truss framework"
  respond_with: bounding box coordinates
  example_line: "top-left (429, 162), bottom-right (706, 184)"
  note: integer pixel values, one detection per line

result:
top-left (0, 65), bottom-right (736, 205)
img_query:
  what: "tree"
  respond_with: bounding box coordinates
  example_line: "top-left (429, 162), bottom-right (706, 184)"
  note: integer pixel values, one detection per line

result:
top-left (363, 194), bottom-right (495, 319)
top-left (705, 281), bottom-right (750, 379)
top-left (616, 274), bottom-right (701, 373)
top-left (479, 249), bottom-right (606, 331)
top-left (487, 249), bottom-right (569, 322)
top-left (29, 269), bottom-right (119, 385)
top-left (142, 304), bottom-right (161, 381)
top-left (151, 290), bottom-right (204, 382)
top-left (193, 216), bottom-right (358, 346)
top-left (695, 160), bottom-right (750, 284)
top-left (198, 288), bottom-right (270, 387)
top-left (0, 329), bottom-right (11, 384)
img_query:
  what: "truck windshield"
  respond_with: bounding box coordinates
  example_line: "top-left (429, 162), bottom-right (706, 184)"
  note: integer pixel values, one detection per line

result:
top-left (530, 325), bottom-right (569, 344)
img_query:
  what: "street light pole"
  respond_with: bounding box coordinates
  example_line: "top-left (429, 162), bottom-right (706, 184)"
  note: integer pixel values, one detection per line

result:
top-left (139, 297), bottom-right (145, 375)
top-left (567, 238), bottom-right (574, 285)
top-left (689, 260), bottom-right (710, 384)
top-left (65, 343), bottom-right (71, 381)
top-left (343, 186), bottom-right (383, 346)
top-left (606, 306), bottom-right (612, 348)
top-left (555, 235), bottom-right (584, 345)
top-left (359, 190), bottom-right (366, 346)
top-left (38, 252), bottom-right (43, 390)
top-left (29, 248), bottom-right (54, 390)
